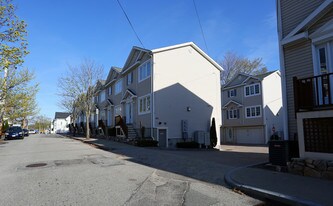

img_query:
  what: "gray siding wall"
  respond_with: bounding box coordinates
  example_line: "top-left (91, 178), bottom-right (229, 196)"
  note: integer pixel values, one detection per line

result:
top-left (283, 40), bottom-right (313, 139)
top-left (222, 79), bottom-right (264, 127)
top-left (280, 0), bottom-right (324, 38)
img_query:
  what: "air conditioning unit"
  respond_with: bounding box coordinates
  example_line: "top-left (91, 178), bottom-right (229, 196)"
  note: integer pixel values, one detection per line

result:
top-left (194, 131), bottom-right (205, 144)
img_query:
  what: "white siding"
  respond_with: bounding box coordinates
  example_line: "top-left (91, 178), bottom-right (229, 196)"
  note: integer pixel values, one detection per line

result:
top-left (153, 45), bottom-right (222, 147)
top-left (262, 71), bottom-right (283, 142)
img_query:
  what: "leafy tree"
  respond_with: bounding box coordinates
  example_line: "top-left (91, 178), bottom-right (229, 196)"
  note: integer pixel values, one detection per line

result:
top-left (31, 115), bottom-right (51, 133)
top-left (219, 52), bottom-right (267, 85)
top-left (0, 0), bottom-right (31, 133)
top-left (58, 59), bottom-right (104, 139)
top-left (210, 117), bottom-right (217, 147)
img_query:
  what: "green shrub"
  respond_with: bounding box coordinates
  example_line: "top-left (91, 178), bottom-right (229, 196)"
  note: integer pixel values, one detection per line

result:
top-left (136, 139), bottom-right (158, 147)
top-left (176, 141), bottom-right (199, 148)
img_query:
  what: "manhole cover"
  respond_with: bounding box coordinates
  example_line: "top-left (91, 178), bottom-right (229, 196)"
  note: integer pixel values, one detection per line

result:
top-left (26, 163), bottom-right (47, 168)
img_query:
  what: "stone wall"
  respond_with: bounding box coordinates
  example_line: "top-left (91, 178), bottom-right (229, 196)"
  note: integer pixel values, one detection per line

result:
top-left (287, 158), bottom-right (333, 180)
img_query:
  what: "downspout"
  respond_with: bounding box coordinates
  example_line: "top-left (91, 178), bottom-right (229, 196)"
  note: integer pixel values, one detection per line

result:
top-left (150, 52), bottom-right (155, 139)
top-left (277, 0), bottom-right (289, 140)
top-left (261, 80), bottom-right (267, 143)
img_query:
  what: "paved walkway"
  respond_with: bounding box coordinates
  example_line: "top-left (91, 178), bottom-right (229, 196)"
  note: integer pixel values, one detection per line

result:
top-left (67, 135), bottom-right (333, 206)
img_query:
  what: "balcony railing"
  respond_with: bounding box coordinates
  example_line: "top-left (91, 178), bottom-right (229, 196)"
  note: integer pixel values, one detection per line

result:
top-left (293, 73), bottom-right (333, 112)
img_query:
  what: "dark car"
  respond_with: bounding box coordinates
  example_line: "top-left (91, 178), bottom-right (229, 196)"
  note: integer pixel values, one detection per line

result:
top-left (23, 129), bottom-right (29, 136)
top-left (5, 126), bottom-right (24, 140)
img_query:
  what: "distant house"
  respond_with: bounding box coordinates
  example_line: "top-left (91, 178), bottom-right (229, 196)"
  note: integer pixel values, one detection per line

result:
top-left (52, 112), bottom-right (71, 134)
top-left (277, 0), bottom-right (333, 159)
top-left (85, 42), bottom-right (222, 148)
top-left (221, 71), bottom-right (283, 144)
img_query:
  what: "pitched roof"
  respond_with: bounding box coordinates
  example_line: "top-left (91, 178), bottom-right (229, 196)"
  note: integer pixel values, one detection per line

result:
top-left (55, 112), bottom-right (71, 119)
top-left (151, 42), bottom-right (223, 71)
top-left (255, 70), bottom-right (278, 80)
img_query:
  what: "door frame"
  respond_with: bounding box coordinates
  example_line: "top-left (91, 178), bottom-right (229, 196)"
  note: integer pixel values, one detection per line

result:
top-left (157, 127), bottom-right (168, 148)
top-left (125, 100), bottom-right (133, 124)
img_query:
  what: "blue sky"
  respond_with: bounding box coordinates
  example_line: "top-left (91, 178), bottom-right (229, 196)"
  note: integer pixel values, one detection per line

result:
top-left (16, 0), bottom-right (279, 119)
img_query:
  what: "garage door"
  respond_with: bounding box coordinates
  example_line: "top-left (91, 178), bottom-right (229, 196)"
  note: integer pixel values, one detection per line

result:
top-left (236, 127), bottom-right (264, 144)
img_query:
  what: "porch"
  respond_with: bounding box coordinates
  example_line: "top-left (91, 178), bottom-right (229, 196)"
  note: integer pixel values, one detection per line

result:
top-left (293, 73), bottom-right (333, 160)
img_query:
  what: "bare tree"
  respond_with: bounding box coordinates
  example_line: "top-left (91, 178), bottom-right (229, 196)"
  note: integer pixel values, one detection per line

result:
top-left (219, 52), bottom-right (267, 85)
top-left (58, 59), bottom-right (103, 139)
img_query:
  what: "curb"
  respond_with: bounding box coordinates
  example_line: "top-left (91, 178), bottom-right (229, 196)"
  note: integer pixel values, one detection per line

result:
top-left (224, 165), bottom-right (321, 206)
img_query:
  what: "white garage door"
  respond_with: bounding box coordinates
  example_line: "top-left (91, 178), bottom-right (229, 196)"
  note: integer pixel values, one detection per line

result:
top-left (236, 127), bottom-right (264, 144)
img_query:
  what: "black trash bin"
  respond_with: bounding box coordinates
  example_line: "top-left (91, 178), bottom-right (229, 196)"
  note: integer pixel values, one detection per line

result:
top-left (269, 140), bottom-right (289, 166)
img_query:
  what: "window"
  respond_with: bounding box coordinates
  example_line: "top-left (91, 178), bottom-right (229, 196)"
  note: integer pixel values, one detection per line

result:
top-left (127, 72), bottom-right (133, 85)
top-left (138, 60), bottom-right (151, 82)
top-left (245, 83), bottom-right (260, 97)
top-left (108, 87), bottom-right (112, 95)
top-left (138, 94), bottom-right (151, 114)
top-left (228, 89), bottom-right (237, 97)
top-left (245, 106), bottom-right (261, 118)
top-left (115, 79), bottom-right (123, 94)
top-left (114, 105), bottom-right (122, 116)
top-left (226, 109), bottom-right (239, 119)
top-left (99, 90), bottom-right (105, 102)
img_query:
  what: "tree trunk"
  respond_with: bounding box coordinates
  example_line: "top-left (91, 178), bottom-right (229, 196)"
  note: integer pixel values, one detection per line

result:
top-left (85, 113), bottom-right (90, 139)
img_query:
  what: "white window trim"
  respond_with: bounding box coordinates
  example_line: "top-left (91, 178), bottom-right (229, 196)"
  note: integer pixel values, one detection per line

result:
top-left (229, 89), bottom-right (236, 97)
top-left (228, 109), bottom-right (238, 119)
top-left (244, 83), bottom-right (260, 97)
top-left (138, 94), bottom-right (151, 115)
top-left (245, 105), bottom-right (262, 118)
top-left (138, 59), bottom-right (151, 83)
top-left (115, 79), bottom-right (123, 95)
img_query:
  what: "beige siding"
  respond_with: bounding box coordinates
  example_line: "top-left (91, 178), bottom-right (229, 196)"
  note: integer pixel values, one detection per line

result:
top-left (283, 40), bottom-right (314, 139)
top-left (280, 0), bottom-right (324, 38)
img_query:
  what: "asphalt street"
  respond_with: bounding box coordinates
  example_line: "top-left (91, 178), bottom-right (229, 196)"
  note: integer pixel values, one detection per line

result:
top-left (0, 134), bottom-right (264, 206)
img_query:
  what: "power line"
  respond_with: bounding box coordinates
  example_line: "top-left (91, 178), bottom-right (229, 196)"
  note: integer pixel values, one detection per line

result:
top-left (115, 0), bottom-right (145, 48)
top-left (192, 0), bottom-right (209, 54)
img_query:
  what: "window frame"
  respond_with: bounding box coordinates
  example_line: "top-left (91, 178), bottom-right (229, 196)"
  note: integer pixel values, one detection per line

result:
top-left (115, 79), bottom-right (123, 95)
top-left (138, 94), bottom-right (151, 115)
top-left (127, 72), bottom-right (133, 85)
top-left (138, 59), bottom-right (151, 83)
top-left (244, 83), bottom-right (261, 97)
top-left (245, 105), bottom-right (261, 118)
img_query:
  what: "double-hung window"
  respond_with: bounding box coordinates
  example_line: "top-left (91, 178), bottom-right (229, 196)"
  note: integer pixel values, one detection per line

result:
top-left (226, 109), bottom-right (239, 119)
top-left (115, 79), bottom-right (123, 95)
top-left (245, 106), bottom-right (261, 118)
top-left (245, 83), bottom-right (260, 97)
top-left (228, 89), bottom-right (237, 97)
top-left (127, 72), bottom-right (133, 85)
top-left (138, 60), bottom-right (151, 82)
top-left (138, 94), bottom-right (151, 115)
top-left (108, 86), bottom-right (112, 96)
top-left (99, 90), bottom-right (105, 102)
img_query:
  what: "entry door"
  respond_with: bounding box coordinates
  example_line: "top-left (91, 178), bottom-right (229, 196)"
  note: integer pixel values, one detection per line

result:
top-left (158, 129), bottom-right (167, 148)
top-left (226, 128), bottom-right (233, 143)
top-left (315, 43), bottom-right (333, 105)
top-left (125, 102), bottom-right (133, 124)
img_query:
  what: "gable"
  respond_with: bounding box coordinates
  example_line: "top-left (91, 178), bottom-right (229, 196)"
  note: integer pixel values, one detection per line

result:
top-left (122, 47), bottom-right (151, 74)
top-left (243, 77), bottom-right (261, 85)
top-left (105, 67), bottom-right (122, 85)
top-left (309, 15), bottom-right (333, 43)
top-left (223, 73), bottom-right (251, 89)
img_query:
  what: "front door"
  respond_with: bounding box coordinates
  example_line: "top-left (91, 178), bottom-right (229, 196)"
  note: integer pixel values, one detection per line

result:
top-left (158, 129), bottom-right (167, 148)
top-left (315, 42), bottom-right (333, 105)
top-left (125, 102), bottom-right (133, 124)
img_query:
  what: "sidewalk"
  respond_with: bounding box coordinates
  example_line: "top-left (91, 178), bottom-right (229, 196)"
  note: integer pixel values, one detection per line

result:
top-left (67, 135), bottom-right (332, 206)
top-left (225, 165), bottom-right (333, 206)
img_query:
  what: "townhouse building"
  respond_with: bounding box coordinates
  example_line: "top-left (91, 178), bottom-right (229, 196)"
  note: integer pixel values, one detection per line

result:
top-left (88, 42), bottom-right (222, 148)
top-left (221, 71), bottom-right (283, 144)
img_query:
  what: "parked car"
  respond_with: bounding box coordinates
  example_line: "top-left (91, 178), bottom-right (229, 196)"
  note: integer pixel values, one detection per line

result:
top-left (23, 129), bottom-right (29, 136)
top-left (28, 129), bottom-right (36, 134)
top-left (5, 126), bottom-right (24, 140)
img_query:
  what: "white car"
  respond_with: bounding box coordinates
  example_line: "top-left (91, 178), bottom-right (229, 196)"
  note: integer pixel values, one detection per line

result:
top-left (28, 129), bottom-right (36, 134)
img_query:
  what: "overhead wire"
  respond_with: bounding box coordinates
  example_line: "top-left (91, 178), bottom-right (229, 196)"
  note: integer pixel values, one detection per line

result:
top-left (115, 0), bottom-right (145, 48)
top-left (192, 0), bottom-right (209, 54)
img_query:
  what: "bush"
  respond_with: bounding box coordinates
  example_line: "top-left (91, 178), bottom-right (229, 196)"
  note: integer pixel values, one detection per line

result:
top-left (176, 141), bottom-right (199, 148)
top-left (270, 134), bottom-right (281, 141)
top-left (136, 139), bottom-right (158, 147)
top-left (210, 118), bottom-right (217, 147)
